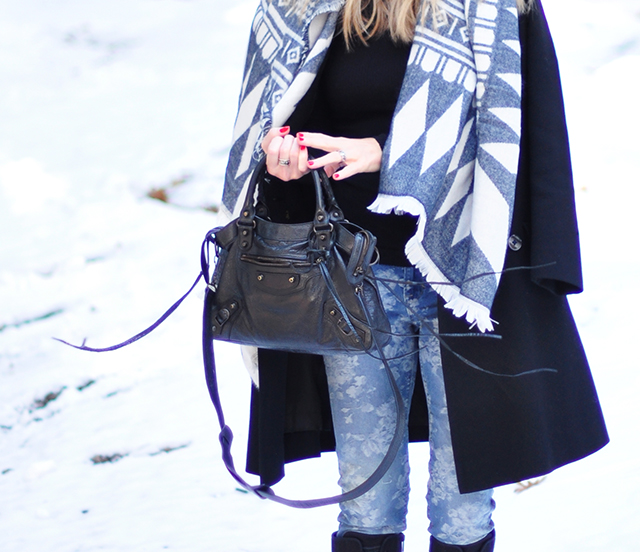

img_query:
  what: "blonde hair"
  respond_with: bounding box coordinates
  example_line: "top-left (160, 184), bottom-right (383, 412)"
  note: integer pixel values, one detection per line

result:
top-left (281, 0), bottom-right (532, 46)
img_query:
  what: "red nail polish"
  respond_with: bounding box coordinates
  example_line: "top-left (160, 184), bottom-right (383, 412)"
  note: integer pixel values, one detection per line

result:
top-left (279, 126), bottom-right (290, 134)
top-left (333, 173), bottom-right (340, 180)
top-left (299, 145), bottom-right (306, 151)
top-left (307, 160), bottom-right (314, 167)
top-left (297, 133), bottom-right (305, 142)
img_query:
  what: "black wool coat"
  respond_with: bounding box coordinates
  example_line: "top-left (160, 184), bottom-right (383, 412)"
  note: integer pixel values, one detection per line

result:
top-left (245, 0), bottom-right (609, 494)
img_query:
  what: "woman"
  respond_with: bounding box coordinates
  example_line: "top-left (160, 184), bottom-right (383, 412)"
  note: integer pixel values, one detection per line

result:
top-left (221, 1), bottom-right (608, 550)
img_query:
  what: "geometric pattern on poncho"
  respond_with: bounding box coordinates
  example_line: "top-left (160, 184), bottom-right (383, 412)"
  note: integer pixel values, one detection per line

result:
top-left (372, 0), bottom-right (522, 330)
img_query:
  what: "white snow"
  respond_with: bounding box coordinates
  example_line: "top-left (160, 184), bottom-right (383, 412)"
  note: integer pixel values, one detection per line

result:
top-left (1, 0), bottom-right (639, 550)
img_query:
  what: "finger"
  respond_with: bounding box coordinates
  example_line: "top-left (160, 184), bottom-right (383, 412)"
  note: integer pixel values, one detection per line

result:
top-left (288, 141), bottom-right (311, 179)
top-left (297, 144), bottom-right (308, 174)
top-left (280, 134), bottom-right (295, 160)
top-left (282, 134), bottom-right (297, 170)
top-left (322, 163), bottom-right (342, 178)
top-left (273, 134), bottom-right (295, 173)
top-left (324, 165), bottom-right (334, 178)
top-left (296, 131), bottom-right (341, 153)
top-left (307, 151), bottom-right (344, 170)
top-left (266, 135), bottom-right (285, 174)
top-left (332, 163), bottom-right (359, 181)
top-left (261, 129), bottom-right (278, 153)
top-left (262, 126), bottom-right (290, 153)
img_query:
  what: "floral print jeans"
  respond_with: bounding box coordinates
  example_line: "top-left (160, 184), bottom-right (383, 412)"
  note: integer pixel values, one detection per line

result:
top-left (324, 265), bottom-right (495, 545)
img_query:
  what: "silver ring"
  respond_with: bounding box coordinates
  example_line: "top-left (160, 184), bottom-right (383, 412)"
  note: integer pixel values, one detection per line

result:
top-left (278, 158), bottom-right (290, 166)
top-left (337, 150), bottom-right (347, 164)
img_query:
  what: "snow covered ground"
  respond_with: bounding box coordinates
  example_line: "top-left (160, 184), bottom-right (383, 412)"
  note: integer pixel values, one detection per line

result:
top-left (1, 0), bottom-right (639, 550)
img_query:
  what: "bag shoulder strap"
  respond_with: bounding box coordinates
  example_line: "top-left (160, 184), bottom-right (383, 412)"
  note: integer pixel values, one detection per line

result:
top-left (202, 286), bottom-right (405, 509)
top-left (54, 272), bottom-right (203, 352)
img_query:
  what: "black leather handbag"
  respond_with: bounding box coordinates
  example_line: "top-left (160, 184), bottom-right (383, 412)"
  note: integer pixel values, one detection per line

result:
top-left (201, 157), bottom-right (390, 354)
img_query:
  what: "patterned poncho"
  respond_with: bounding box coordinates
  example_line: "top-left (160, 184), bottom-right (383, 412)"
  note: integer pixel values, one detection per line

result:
top-left (222, 0), bottom-right (522, 332)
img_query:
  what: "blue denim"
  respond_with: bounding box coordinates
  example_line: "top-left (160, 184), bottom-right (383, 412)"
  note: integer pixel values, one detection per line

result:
top-left (324, 265), bottom-right (495, 545)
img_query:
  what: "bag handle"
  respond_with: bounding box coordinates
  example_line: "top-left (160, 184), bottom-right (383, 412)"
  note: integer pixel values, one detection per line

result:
top-left (311, 162), bottom-right (345, 222)
top-left (238, 157), bottom-right (344, 252)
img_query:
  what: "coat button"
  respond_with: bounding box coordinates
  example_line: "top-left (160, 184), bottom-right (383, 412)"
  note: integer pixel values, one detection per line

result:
top-left (508, 234), bottom-right (523, 251)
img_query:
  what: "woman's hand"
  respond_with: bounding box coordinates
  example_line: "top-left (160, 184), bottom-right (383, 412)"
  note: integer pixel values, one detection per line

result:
top-left (261, 127), bottom-right (383, 181)
top-left (297, 132), bottom-right (382, 181)
top-left (261, 126), bottom-right (310, 181)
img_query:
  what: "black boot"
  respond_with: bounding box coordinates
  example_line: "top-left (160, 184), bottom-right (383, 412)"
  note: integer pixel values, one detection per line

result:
top-left (429, 530), bottom-right (495, 552)
top-left (331, 531), bottom-right (404, 552)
